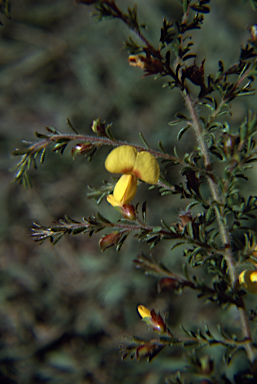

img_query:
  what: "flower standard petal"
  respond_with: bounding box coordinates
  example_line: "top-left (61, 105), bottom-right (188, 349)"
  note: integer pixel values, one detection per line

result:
top-left (133, 151), bottom-right (160, 184)
top-left (105, 146), bottom-right (137, 174)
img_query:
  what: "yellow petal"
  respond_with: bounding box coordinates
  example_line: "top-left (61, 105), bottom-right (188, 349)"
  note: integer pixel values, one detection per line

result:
top-left (113, 174), bottom-right (137, 205)
top-left (105, 146), bottom-right (137, 174)
top-left (239, 270), bottom-right (257, 294)
top-left (106, 193), bottom-right (121, 207)
top-left (133, 151), bottom-right (160, 184)
top-left (137, 305), bottom-right (151, 319)
top-left (250, 271), bottom-right (257, 283)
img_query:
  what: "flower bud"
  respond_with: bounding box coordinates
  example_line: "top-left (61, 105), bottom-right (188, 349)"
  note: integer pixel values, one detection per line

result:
top-left (91, 118), bottom-right (107, 136)
top-left (182, 60), bottom-right (205, 87)
top-left (117, 204), bottom-right (137, 221)
top-left (223, 133), bottom-right (236, 155)
top-left (137, 305), bottom-right (171, 335)
top-left (99, 231), bottom-right (123, 252)
top-left (135, 343), bottom-right (164, 362)
top-left (178, 209), bottom-right (192, 231)
top-left (149, 309), bottom-right (167, 334)
top-left (71, 143), bottom-right (93, 159)
top-left (157, 277), bottom-right (180, 293)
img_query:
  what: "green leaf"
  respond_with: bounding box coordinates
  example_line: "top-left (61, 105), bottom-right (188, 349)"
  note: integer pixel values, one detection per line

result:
top-left (158, 141), bottom-right (166, 153)
top-left (35, 131), bottom-right (49, 139)
top-left (67, 117), bottom-right (79, 134)
top-left (177, 125), bottom-right (191, 141)
top-left (138, 132), bottom-right (150, 148)
top-left (40, 148), bottom-right (46, 164)
top-left (96, 212), bottom-right (111, 224)
top-left (204, 324), bottom-right (214, 339)
top-left (116, 232), bottom-right (129, 252)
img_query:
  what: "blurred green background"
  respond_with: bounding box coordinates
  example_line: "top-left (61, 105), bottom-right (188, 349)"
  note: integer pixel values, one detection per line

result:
top-left (1, 1), bottom-right (257, 383)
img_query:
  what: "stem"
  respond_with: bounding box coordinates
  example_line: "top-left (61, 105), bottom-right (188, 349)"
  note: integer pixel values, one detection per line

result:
top-left (14, 132), bottom-right (215, 181)
top-left (23, 133), bottom-right (179, 162)
top-left (105, 0), bottom-right (179, 82)
top-left (183, 89), bottom-right (256, 363)
top-left (184, 90), bottom-right (236, 284)
top-left (239, 305), bottom-right (256, 363)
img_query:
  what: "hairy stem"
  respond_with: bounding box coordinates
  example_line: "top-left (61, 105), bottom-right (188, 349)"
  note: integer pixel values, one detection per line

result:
top-left (14, 133), bottom-right (179, 161)
top-left (183, 89), bottom-right (256, 363)
top-left (184, 90), bottom-right (236, 283)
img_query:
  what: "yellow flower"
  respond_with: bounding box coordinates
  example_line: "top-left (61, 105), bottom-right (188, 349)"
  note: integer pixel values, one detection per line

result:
top-left (105, 145), bottom-right (159, 207)
top-left (239, 270), bottom-right (257, 294)
top-left (137, 305), bottom-right (151, 319)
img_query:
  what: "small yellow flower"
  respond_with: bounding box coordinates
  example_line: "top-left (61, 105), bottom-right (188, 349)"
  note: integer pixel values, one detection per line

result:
top-left (128, 55), bottom-right (164, 76)
top-left (239, 270), bottom-right (257, 294)
top-left (137, 305), bottom-right (151, 319)
top-left (105, 145), bottom-right (159, 208)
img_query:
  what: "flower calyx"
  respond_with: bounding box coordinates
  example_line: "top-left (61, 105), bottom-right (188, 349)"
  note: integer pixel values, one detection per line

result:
top-left (71, 143), bottom-right (94, 159)
top-left (99, 231), bottom-right (128, 252)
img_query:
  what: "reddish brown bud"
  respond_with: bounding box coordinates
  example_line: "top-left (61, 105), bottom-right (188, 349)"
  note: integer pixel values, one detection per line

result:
top-left (178, 209), bottom-right (192, 229)
top-left (157, 277), bottom-right (180, 293)
top-left (150, 309), bottom-right (167, 333)
top-left (91, 118), bottom-right (107, 136)
top-left (118, 204), bottom-right (137, 221)
top-left (71, 143), bottom-right (93, 159)
top-left (182, 60), bottom-right (206, 87)
top-left (223, 133), bottom-right (236, 155)
top-left (99, 231), bottom-right (123, 252)
top-left (135, 343), bottom-right (164, 362)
